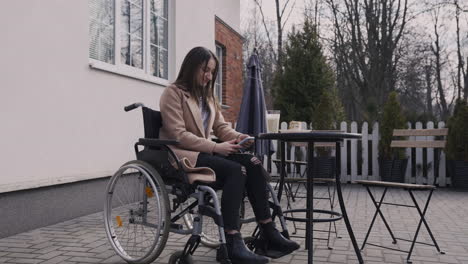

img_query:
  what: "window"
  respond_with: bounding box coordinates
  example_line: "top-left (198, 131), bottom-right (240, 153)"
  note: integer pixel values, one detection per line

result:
top-left (215, 44), bottom-right (224, 104)
top-left (89, 0), bottom-right (114, 63)
top-left (120, 0), bottom-right (143, 69)
top-left (89, 0), bottom-right (169, 81)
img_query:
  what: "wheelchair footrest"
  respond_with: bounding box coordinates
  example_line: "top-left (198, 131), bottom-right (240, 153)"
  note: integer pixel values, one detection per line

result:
top-left (183, 234), bottom-right (201, 256)
top-left (253, 238), bottom-right (295, 259)
top-left (254, 243), bottom-right (291, 259)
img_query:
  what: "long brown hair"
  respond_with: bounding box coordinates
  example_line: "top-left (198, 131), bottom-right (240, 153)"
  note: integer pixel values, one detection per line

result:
top-left (174, 47), bottom-right (220, 107)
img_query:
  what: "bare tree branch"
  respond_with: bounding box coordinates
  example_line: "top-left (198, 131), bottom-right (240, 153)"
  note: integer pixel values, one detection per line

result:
top-left (253, 0), bottom-right (278, 63)
top-left (430, 9), bottom-right (450, 119)
top-left (280, 0), bottom-right (292, 19)
top-left (281, 1), bottom-right (297, 31)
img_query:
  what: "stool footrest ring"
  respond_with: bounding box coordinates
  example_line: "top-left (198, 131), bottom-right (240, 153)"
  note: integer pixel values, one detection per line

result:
top-left (283, 209), bottom-right (343, 223)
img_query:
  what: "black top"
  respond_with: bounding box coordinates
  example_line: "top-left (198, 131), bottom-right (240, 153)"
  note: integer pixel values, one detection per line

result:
top-left (257, 131), bottom-right (361, 142)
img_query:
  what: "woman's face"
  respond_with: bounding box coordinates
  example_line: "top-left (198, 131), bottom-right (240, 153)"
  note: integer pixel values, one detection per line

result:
top-left (197, 57), bottom-right (216, 87)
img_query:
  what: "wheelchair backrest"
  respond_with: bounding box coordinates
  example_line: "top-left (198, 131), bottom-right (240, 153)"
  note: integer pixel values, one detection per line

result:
top-left (142, 107), bottom-right (163, 139)
top-left (138, 107), bottom-right (187, 182)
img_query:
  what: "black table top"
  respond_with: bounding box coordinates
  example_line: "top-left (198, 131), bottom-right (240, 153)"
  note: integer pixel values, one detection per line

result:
top-left (257, 131), bottom-right (361, 142)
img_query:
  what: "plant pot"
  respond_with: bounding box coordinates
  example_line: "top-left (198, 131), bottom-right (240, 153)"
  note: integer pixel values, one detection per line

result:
top-left (448, 160), bottom-right (468, 190)
top-left (379, 158), bottom-right (408, 182)
top-left (312, 157), bottom-right (336, 179)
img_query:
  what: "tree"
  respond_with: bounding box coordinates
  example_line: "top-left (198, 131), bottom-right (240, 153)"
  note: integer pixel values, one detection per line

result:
top-left (326, 0), bottom-right (410, 122)
top-left (253, 0), bottom-right (296, 71)
top-left (313, 89), bottom-right (345, 129)
top-left (430, 8), bottom-right (451, 120)
top-left (379, 92), bottom-right (407, 160)
top-left (313, 88), bottom-right (346, 156)
top-left (454, 0), bottom-right (464, 100)
top-left (446, 99), bottom-right (468, 161)
top-left (241, 3), bottom-right (278, 109)
top-left (273, 19), bottom-right (335, 123)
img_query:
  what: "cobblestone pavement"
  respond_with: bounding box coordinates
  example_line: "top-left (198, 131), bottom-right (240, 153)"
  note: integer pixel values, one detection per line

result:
top-left (1, 184), bottom-right (467, 264)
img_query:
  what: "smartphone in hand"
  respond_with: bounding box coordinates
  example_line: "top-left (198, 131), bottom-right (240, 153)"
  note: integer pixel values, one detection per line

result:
top-left (237, 136), bottom-right (255, 145)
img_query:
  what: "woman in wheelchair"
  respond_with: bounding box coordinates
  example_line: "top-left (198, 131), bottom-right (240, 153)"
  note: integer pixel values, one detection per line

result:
top-left (159, 47), bottom-right (299, 263)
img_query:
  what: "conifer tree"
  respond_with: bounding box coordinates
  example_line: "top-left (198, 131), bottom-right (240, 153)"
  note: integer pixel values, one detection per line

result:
top-left (273, 19), bottom-right (335, 123)
top-left (313, 88), bottom-right (345, 156)
top-left (379, 92), bottom-right (407, 160)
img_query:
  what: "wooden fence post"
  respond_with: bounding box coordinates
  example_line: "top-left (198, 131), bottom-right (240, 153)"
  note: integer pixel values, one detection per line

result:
top-left (415, 122), bottom-right (424, 184)
top-left (372, 122), bottom-right (379, 181)
top-left (438, 121), bottom-right (447, 187)
top-left (362, 122), bottom-right (369, 180)
top-left (427, 122), bottom-right (435, 186)
top-left (340, 121), bottom-right (348, 182)
top-left (351, 122), bottom-right (358, 182)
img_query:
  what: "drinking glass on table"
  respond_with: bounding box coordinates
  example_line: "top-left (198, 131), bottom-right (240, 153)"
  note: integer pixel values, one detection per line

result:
top-left (266, 110), bottom-right (281, 133)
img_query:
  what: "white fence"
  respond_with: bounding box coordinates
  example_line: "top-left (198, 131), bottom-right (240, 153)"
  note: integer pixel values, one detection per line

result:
top-left (266, 121), bottom-right (449, 187)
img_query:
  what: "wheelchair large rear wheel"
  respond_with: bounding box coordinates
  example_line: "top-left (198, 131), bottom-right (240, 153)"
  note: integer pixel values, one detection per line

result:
top-left (104, 160), bottom-right (170, 264)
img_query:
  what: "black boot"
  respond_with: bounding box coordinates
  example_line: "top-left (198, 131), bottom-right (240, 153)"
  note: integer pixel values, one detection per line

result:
top-left (256, 222), bottom-right (300, 258)
top-left (218, 233), bottom-right (269, 264)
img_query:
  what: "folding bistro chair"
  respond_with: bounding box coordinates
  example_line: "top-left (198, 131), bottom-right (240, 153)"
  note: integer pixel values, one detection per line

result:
top-left (356, 128), bottom-right (448, 263)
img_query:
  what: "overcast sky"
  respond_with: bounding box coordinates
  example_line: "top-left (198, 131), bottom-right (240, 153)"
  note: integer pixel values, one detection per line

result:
top-left (240, 0), bottom-right (307, 34)
top-left (240, 0), bottom-right (468, 50)
top-left (239, 0), bottom-right (468, 102)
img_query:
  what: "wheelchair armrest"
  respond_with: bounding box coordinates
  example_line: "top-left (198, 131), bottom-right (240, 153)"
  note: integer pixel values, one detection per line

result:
top-left (138, 138), bottom-right (179, 147)
top-left (211, 138), bottom-right (223, 143)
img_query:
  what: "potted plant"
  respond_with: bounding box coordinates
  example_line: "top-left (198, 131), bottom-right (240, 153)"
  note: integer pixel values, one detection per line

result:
top-left (446, 99), bottom-right (468, 190)
top-left (312, 88), bottom-right (345, 178)
top-left (379, 91), bottom-right (408, 182)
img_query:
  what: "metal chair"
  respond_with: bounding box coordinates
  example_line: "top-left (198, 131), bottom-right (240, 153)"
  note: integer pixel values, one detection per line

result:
top-left (356, 128), bottom-right (448, 263)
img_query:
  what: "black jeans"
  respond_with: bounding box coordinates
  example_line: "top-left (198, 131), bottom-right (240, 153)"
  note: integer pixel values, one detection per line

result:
top-left (196, 153), bottom-right (271, 230)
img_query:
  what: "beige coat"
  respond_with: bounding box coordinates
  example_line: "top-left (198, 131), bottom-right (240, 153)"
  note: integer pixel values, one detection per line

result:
top-left (159, 84), bottom-right (242, 183)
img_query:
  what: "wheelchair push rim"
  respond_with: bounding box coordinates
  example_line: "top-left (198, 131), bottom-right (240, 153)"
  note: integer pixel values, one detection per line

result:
top-left (104, 161), bottom-right (170, 263)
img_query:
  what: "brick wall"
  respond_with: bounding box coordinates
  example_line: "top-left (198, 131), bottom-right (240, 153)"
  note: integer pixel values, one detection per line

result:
top-left (215, 17), bottom-right (243, 124)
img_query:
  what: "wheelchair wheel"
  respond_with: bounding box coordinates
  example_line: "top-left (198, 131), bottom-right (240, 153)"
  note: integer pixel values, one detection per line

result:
top-left (104, 160), bottom-right (170, 264)
top-left (183, 195), bottom-right (246, 248)
top-left (168, 250), bottom-right (193, 264)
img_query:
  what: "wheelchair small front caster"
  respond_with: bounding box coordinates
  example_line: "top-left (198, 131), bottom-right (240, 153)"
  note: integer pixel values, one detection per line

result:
top-left (168, 250), bottom-right (193, 264)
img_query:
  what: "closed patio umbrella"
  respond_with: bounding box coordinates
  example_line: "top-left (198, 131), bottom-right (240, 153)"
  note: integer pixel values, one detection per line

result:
top-left (236, 50), bottom-right (271, 157)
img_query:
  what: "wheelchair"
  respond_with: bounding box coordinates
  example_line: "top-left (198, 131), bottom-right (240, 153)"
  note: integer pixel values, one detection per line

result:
top-left (104, 103), bottom-right (292, 264)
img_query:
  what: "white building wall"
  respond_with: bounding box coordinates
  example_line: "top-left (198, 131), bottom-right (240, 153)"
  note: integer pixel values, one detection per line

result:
top-left (0, 0), bottom-right (240, 193)
top-left (215, 0), bottom-right (241, 32)
top-left (174, 0), bottom-right (216, 72)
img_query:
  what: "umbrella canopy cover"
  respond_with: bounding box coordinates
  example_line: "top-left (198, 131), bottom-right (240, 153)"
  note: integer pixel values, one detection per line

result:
top-left (236, 53), bottom-right (271, 156)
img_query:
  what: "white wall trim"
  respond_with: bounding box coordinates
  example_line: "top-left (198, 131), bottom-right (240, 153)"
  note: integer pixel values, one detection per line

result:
top-left (0, 170), bottom-right (114, 194)
top-left (89, 59), bottom-right (170, 86)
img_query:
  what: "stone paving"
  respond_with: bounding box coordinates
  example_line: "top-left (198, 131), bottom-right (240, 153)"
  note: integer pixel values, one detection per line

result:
top-left (1, 184), bottom-right (468, 264)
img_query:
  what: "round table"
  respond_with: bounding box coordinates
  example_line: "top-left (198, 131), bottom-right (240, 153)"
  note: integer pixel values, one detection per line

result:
top-left (258, 131), bottom-right (363, 264)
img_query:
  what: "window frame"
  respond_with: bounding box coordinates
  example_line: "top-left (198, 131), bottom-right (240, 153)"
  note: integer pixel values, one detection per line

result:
top-left (89, 0), bottom-right (171, 86)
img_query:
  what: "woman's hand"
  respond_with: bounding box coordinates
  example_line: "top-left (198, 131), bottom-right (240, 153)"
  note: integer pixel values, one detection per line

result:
top-left (214, 139), bottom-right (242, 156)
top-left (236, 134), bottom-right (254, 149)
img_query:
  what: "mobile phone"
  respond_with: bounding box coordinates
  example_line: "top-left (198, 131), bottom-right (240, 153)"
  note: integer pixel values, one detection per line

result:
top-left (237, 136), bottom-right (255, 145)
